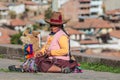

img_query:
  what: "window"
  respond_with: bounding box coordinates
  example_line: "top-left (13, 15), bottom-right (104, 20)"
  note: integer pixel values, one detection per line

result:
top-left (91, 12), bottom-right (98, 15)
top-left (91, 5), bottom-right (98, 8)
top-left (92, 0), bottom-right (100, 1)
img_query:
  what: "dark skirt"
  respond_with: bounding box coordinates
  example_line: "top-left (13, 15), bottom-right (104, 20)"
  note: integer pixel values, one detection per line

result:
top-left (35, 56), bottom-right (78, 72)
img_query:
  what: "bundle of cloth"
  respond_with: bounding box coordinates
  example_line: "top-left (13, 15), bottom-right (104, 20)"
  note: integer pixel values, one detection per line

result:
top-left (8, 29), bottom-right (41, 72)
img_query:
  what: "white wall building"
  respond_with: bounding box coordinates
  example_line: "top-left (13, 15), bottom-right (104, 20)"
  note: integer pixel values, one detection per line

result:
top-left (8, 4), bottom-right (25, 14)
top-left (32, 0), bottom-right (48, 4)
top-left (52, 0), bottom-right (69, 11)
top-left (90, 0), bottom-right (103, 18)
top-left (0, 5), bottom-right (9, 25)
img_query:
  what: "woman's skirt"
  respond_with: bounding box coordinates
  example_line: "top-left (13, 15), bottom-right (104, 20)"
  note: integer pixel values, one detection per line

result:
top-left (35, 56), bottom-right (78, 72)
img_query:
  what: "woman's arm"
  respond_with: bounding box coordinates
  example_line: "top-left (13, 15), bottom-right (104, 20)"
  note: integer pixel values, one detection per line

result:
top-left (50, 35), bottom-right (69, 56)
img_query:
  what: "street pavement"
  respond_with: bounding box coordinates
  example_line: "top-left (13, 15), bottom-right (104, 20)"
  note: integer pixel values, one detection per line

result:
top-left (0, 58), bottom-right (120, 80)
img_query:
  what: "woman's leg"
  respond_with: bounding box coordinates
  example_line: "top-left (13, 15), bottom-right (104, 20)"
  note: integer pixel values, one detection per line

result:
top-left (47, 65), bottom-right (61, 73)
top-left (47, 59), bottom-right (78, 73)
top-left (47, 64), bottom-right (71, 73)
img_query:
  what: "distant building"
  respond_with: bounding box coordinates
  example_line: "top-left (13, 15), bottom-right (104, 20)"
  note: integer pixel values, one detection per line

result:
top-left (0, 3), bottom-right (9, 25)
top-left (105, 8), bottom-right (120, 30)
top-left (109, 30), bottom-right (120, 45)
top-left (90, 0), bottom-right (103, 18)
top-left (0, 27), bottom-right (10, 44)
top-left (103, 0), bottom-right (120, 11)
top-left (52, 0), bottom-right (69, 11)
top-left (59, 0), bottom-right (104, 22)
top-left (0, 27), bottom-right (18, 44)
top-left (9, 18), bottom-right (26, 31)
top-left (24, 1), bottom-right (38, 11)
top-left (32, 0), bottom-right (48, 4)
top-left (8, 3), bottom-right (25, 14)
top-left (58, 0), bottom-right (69, 8)
top-left (79, 0), bottom-right (103, 19)
top-left (79, 0), bottom-right (90, 19)
top-left (71, 18), bottom-right (114, 42)
top-left (59, 0), bottom-right (79, 22)
top-left (65, 27), bottom-right (85, 41)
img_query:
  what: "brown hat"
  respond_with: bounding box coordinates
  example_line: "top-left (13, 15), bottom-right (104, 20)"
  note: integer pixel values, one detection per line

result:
top-left (45, 12), bottom-right (70, 25)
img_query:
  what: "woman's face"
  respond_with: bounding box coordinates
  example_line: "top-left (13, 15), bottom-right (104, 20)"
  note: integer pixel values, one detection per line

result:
top-left (50, 25), bottom-right (61, 33)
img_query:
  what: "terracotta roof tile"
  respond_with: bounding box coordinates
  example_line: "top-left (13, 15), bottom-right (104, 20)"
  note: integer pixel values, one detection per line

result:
top-left (65, 27), bottom-right (84, 35)
top-left (106, 9), bottom-right (120, 15)
top-left (0, 27), bottom-right (18, 44)
top-left (23, 19), bottom-right (34, 25)
top-left (80, 40), bottom-right (99, 44)
top-left (24, 1), bottom-right (37, 5)
top-left (73, 18), bottom-right (113, 29)
top-left (31, 14), bottom-right (45, 21)
top-left (109, 30), bottom-right (120, 39)
top-left (0, 2), bottom-right (6, 5)
top-left (0, 3), bottom-right (8, 10)
top-left (66, 21), bottom-right (78, 27)
top-left (10, 18), bottom-right (26, 26)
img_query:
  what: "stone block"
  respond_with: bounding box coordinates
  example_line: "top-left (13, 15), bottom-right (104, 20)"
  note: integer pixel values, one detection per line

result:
top-left (0, 44), bottom-right (24, 59)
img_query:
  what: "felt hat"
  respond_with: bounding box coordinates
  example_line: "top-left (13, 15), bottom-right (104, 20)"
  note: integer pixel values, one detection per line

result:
top-left (45, 12), bottom-right (70, 25)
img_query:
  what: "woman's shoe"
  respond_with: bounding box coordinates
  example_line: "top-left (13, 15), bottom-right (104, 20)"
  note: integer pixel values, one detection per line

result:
top-left (8, 65), bottom-right (22, 72)
top-left (61, 67), bottom-right (71, 73)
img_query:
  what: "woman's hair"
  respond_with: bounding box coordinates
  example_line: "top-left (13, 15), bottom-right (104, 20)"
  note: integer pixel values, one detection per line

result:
top-left (61, 25), bottom-right (70, 37)
top-left (50, 24), bottom-right (69, 36)
top-left (61, 25), bottom-right (73, 62)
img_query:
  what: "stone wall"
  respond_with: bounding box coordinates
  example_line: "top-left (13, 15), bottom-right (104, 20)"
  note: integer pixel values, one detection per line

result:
top-left (0, 44), bottom-right (120, 67)
top-left (73, 53), bottom-right (120, 67)
top-left (0, 44), bottom-right (24, 59)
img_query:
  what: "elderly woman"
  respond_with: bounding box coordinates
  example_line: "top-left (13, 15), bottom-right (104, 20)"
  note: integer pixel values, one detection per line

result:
top-left (35, 12), bottom-right (81, 73)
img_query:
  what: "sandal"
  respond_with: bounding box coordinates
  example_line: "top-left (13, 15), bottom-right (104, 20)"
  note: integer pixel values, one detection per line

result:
top-left (73, 66), bottom-right (83, 73)
top-left (61, 67), bottom-right (71, 73)
top-left (8, 65), bottom-right (22, 72)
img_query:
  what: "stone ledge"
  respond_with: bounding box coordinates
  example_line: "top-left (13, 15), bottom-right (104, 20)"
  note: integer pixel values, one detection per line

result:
top-left (73, 52), bottom-right (120, 67)
top-left (0, 44), bottom-right (24, 59)
top-left (0, 44), bottom-right (120, 67)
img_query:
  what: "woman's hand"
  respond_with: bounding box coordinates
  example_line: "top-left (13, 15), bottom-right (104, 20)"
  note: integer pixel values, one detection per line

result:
top-left (35, 51), bottom-right (43, 57)
top-left (44, 49), bottom-right (51, 57)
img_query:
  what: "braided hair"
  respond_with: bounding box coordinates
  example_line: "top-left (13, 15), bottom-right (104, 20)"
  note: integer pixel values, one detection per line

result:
top-left (61, 25), bottom-right (69, 36)
top-left (61, 25), bottom-right (74, 63)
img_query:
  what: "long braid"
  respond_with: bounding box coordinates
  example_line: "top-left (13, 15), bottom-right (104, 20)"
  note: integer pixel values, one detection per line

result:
top-left (61, 25), bottom-right (74, 63)
top-left (61, 25), bottom-right (69, 36)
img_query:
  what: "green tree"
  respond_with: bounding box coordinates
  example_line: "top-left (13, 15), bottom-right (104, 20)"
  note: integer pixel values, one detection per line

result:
top-left (44, 7), bottom-right (52, 19)
top-left (10, 32), bottom-right (22, 44)
top-left (33, 23), bottom-right (40, 30)
top-left (9, 11), bottom-right (17, 19)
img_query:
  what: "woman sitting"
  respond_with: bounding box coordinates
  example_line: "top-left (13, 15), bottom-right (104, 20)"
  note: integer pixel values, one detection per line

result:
top-left (35, 12), bottom-right (82, 73)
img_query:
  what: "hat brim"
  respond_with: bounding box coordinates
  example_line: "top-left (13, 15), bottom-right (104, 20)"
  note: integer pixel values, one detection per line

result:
top-left (45, 19), bottom-right (70, 25)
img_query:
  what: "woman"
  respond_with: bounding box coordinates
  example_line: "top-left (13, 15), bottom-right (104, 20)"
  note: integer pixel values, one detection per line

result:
top-left (35, 12), bottom-right (81, 73)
